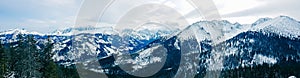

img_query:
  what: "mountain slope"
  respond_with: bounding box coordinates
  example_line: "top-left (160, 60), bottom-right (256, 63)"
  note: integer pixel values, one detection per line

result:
top-left (251, 16), bottom-right (300, 39)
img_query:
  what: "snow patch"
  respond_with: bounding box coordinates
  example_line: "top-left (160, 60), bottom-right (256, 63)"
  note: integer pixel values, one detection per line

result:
top-left (252, 54), bottom-right (277, 65)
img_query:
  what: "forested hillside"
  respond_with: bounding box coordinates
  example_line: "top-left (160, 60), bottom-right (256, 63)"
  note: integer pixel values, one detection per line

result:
top-left (0, 34), bottom-right (79, 78)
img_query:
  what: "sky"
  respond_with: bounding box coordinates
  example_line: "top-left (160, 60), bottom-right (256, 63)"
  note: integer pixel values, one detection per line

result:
top-left (0, 0), bottom-right (300, 33)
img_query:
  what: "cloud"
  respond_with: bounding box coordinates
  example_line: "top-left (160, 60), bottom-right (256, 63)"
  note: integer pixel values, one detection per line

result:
top-left (26, 19), bottom-right (48, 24)
top-left (184, 0), bottom-right (300, 24)
top-left (114, 3), bottom-right (190, 31)
top-left (0, 0), bottom-right (82, 33)
top-left (1, 0), bottom-right (300, 33)
top-left (42, 0), bottom-right (77, 6)
top-left (221, 0), bottom-right (300, 21)
top-left (72, 0), bottom-right (196, 30)
top-left (99, 0), bottom-right (196, 24)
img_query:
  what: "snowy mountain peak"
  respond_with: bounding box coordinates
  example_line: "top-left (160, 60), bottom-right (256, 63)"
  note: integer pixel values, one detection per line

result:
top-left (278, 15), bottom-right (296, 21)
top-left (135, 22), bottom-right (177, 32)
top-left (252, 17), bottom-right (272, 26)
top-left (51, 26), bottom-right (117, 35)
top-left (196, 20), bottom-right (233, 25)
top-left (0, 29), bottom-right (26, 35)
top-left (0, 29), bottom-right (43, 36)
top-left (179, 19), bottom-right (248, 44)
top-left (251, 16), bottom-right (300, 39)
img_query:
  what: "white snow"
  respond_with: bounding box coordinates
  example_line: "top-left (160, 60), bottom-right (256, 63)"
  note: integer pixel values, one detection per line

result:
top-left (252, 54), bottom-right (277, 65)
top-left (249, 39), bottom-right (255, 43)
top-left (179, 20), bottom-right (253, 44)
top-left (114, 45), bottom-right (165, 71)
top-left (178, 23), bottom-right (211, 42)
top-left (179, 16), bottom-right (300, 45)
top-left (50, 26), bottom-right (118, 36)
top-left (89, 68), bottom-right (104, 73)
top-left (120, 26), bottom-right (178, 41)
top-left (224, 47), bottom-right (238, 56)
top-left (206, 50), bottom-right (224, 71)
top-left (0, 29), bottom-right (46, 39)
top-left (1, 16), bottom-right (300, 72)
top-left (174, 39), bottom-right (180, 49)
top-left (251, 16), bottom-right (300, 39)
top-left (288, 76), bottom-right (297, 78)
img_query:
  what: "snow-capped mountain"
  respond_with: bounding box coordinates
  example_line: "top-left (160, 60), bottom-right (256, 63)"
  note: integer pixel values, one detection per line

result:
top-left (51, 26), bottom-right (117, 35)
top-left (0, 29), bottom-right (44, 40)
top-left (214, 31), bottom-right (300, 70)
top-left (1, 16), bottom-right (300, 77)
top-left (74, 16), bottom-right (300, 77)
top-left (251, 16), bottom-right (300, 39)
top-left (251, 17), bottom-right (272, 26)
top-left (0, 25), bottom-right (179, 64)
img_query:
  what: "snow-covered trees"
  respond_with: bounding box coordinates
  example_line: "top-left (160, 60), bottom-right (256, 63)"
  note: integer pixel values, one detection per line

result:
top-left (13, 35), bottom-right (42, 77)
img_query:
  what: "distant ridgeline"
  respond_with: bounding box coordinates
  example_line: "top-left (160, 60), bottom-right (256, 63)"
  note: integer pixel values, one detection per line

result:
top-left (1, 16), bottom-right (300, 78)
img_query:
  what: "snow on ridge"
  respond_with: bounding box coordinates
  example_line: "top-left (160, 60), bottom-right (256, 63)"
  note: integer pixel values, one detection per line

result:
top-left (179, 20), bottom-right (251, 44)
top-left (188, 16), bottom-right (300, 44)
top-left (50, 26), bottom-right (118, 36)
top-left (0, 29), bottom-right (45, 36)
top-left (251, 16), bottom-right (300, 39)
top-left (1, 16), bottom-right (300, 41)
top-left (251, 17), bottom-right (272, 26)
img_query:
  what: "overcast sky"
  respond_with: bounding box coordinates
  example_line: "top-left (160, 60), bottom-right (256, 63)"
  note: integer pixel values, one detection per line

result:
top-left (0, 0), bottom-right (300, 33)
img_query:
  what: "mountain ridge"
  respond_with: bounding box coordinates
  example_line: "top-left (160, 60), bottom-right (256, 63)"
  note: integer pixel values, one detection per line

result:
top-left (1, 15), bottom-right (299, 40)
top-left (1, 16), bottom-right (300, 77)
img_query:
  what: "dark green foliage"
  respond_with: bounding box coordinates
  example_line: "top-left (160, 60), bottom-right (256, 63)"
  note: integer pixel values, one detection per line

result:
top-left (206, 62), bottom-right (300, 78)
top-left (57, 65), bottom-right (80, 78)
top-left (0, 40), bottom-right (7, 77)
top-left (39, 38), bottom-right (60, 78)
top-left (190, 63), bottom-right (300, 78)
top-left (6, 35), bottom-right (38, 77)
top-left (0, 35), bottom-right (80, 78)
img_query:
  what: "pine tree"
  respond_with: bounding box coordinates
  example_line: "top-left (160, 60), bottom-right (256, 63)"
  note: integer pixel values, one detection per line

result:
top-left (8, 34), bottom-right (24, 78)
top-left (12, 35), bottom-right (42, 77)
top-left (25, 35), bottom-right (42, 77)
top-left (2, 34), bottom-right (81, 78)
top-left (0, 40), bottom-right (7, 77)
top-left (4, 41), bottom-right (14, 77)
top-left (40, 37), bottom-right (60, 78)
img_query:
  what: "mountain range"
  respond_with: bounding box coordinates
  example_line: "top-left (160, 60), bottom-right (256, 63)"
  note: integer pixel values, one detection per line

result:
top-left (1, 16), bottom-right (300, 77)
